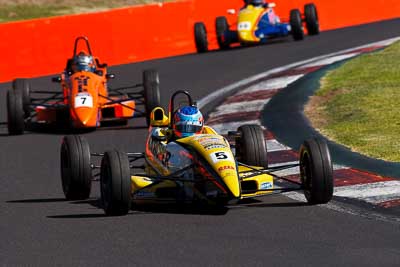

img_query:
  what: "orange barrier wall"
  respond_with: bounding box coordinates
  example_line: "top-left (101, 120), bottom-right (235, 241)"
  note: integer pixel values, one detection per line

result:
top-left (0, 0), bottom-right (398, 83)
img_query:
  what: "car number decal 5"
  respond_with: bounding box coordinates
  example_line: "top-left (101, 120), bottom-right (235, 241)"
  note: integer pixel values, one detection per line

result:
top-left (210, 151), bottom-right (233, 163)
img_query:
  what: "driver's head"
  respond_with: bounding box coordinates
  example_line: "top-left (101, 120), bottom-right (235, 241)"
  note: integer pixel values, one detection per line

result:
top-left (249, 0), bottom-right (265, 6)
top-left (173, 106), bottom-right (204, 138)
top-left (72, 52), bottom-right (95, 72)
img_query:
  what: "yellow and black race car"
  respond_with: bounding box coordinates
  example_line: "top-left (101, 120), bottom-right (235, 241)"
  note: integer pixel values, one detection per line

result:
top-left (60, 90), bottom-right (333, 216)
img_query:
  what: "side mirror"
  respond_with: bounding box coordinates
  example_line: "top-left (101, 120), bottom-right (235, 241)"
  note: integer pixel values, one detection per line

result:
top-left (52, 76), bottom-right (61, 83)
top-left (227, 9), bottom-right (236, 15)
top-left (106, 73), bottom-right (115, 79)
top-left (268, 2), bottom-right (276, 8)
top-left (150, 107), bottom-right (169, 127)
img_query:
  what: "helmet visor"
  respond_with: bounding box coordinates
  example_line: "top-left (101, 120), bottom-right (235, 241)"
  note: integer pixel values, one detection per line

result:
top-left (175, 124), bottom-right (203, 134)
top-left (76, 64), bottom-right (92, 72)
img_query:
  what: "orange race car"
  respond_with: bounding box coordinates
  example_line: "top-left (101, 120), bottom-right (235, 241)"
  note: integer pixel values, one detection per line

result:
top-left (6, 36), bottom-right (160, 135)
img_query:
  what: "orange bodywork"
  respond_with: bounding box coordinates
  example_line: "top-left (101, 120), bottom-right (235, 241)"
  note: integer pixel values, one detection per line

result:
top-left (35, 37), bottom-right (135, 128)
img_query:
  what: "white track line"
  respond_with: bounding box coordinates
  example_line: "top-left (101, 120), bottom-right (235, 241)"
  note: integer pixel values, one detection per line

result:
top-left (334, 180), bottom-right (400, 204)
top-left (209, 99), bottom-right (269, 117)
top-left (272, 163), bottom-right (348, 178)
top-left (266, 139), bottom-right (292, 152)
top-left (283, 191), bottom-right (400, 224)
top-left (240, 74), bottom-right (304, 94)
top-left (298, 53), bottom-right (360, 68)
top-left (198, 37), bottom-right (400, 109)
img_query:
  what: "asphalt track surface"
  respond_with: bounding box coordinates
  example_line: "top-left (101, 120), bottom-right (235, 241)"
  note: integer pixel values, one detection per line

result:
top-left (1, 19), bottom-right (400, 266)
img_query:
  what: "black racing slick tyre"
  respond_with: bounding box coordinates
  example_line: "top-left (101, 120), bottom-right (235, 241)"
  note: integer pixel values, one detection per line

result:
top-left (7, 89), bottom-right (25, 135)
top-left (290, 9), bottom-right (304, 41)
top-left (100, 150), bottom-right (132, 216)
top-left (13, 78), bottom-right (31, 117)
top-left (299, 138), bottom-right (333, 204)
top-left (194, 22), bottom-right (208, 53)
top-left (60, 135), bottom-right (92, 200)
top-left (304, 3), bottom-right (319, 35)
top-left (143, 69), bottom-right (161, 126)
top-left (216, 16), bottom-right (230, 50)
top-left (236, 125), bottom-right (268, 168)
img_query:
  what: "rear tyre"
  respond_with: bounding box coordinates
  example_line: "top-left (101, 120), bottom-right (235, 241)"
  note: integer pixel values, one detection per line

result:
top-left (7, 89), bottom-right (25, 135)
top-left (216, 16), bottom-right (230, 49)
top-left (304, 3), bottom-right (319, 35)
top-left (290, 9), bottom-right (304, 41)
top-left (194, 22), bottom-right (208, 53)
top-left (101, 150), bottom-right (132, 216)
top-left (300, 138), bottom-right (333, 204)
top-left (235, 125), bottom-right (268, 168)
top-left (143, 69), bottom-right (161, 126)
top-left (60, 135), bottom-right (92, 200)
top-left (13, 78), bottom-right (31, 117)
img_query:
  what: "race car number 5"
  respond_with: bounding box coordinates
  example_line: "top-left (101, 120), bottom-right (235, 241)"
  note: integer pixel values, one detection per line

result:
top-left (75, 95), bottom-right (93, 108)
top-left (211, 151), bottom-right (232, 163)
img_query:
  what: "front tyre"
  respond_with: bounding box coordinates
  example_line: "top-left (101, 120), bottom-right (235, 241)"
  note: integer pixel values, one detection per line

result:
top-left (216, 16), bottom-right (230, 50)
top-left (290, 9), bottom-right (304, 41)
top-left (194, 22), bottom-right (208, 53)
top-left (304, 3), bottom-right (319, 35)
top-left (7, 89), bottom-right (25, 135)
top-left (101, 150), bottom-right (132, 216)
top-left (236, 125), bottom-right (268, 168)
top-left (300, 138), bottom-right (333, 204)
top-left (60, 135), bottom-right (92, 200)
top-left (143, 69), bottom-right (161, 126)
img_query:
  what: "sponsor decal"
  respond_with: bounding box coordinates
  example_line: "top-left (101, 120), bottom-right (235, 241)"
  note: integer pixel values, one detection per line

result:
top-left (195, 136), bottom-right (228, 150)
top-left (74, 76), bottom-right (90, 92)
top-left (204, 143), bottom-right (227, 150)
top-left (197, 137), bottom-right (222, 144)
top-left (218, 165), bottom-right (235, 171)
top-left (240, 171), bottom-right (257, 178)
top-left (260, 182), bottom-right (273, 190)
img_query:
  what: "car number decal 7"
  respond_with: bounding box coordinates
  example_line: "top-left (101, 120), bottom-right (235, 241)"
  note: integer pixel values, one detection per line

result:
top-left (74, 94), bottom-right (93, 108)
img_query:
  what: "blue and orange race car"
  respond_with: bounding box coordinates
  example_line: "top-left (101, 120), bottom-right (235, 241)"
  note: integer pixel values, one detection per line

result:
top-left (194, 1), bottom-right (319, 52)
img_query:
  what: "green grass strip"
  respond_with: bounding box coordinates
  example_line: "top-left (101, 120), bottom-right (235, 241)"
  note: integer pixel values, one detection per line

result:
top-left (306, 41), bottom-right (400, 162)
top-left (0, 1), bottom-right (170, 23)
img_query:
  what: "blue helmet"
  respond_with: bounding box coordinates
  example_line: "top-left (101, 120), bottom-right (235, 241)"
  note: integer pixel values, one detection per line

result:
top-left (72, 52), bottom-right (95, 72)
top-left (250, 0), bottom-right (265, 6)
top-left (173, 106), bottom-right (204, 138)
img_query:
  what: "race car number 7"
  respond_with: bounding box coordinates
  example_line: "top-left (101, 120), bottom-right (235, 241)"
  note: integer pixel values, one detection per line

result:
top-left (74, 94), bottom-right (93, 108)
top-left (211, 151), bottom-right (232, 163)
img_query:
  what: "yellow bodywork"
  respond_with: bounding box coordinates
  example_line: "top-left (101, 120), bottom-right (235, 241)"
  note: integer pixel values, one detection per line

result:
top-left (150, 107), bottom-right (170, 127)
top-left (177, 134), bottom-right (240, 198)
top-left (136, 108), bottom-right (273, 202)
top-left (238, 165), bottom-right (274, 198)
top-left (237, 5), bottom-right (266, 42)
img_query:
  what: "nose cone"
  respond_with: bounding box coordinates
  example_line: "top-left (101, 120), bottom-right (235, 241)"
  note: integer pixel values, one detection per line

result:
top-left (218, 166), bottom-right (241, 198)
top-left (73, 107), bottom-right (93, 126)
top-left (238, 30), bottom-right (258, 42)
top-left (223, 174), bottom-right (241, 198)
top-left (71, 92), bottom-right (97, 127)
